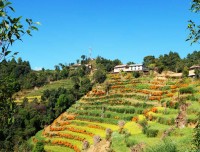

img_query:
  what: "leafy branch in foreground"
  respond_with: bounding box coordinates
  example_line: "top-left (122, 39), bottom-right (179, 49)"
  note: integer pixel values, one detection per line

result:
top-left (0, 0), bottom-right (39, 61)
top-left (187, 0), bottom-right (200, 44)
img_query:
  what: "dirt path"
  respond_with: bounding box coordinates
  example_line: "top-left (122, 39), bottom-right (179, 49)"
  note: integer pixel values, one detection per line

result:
top-left (87, 140), bottom-right (111, 152)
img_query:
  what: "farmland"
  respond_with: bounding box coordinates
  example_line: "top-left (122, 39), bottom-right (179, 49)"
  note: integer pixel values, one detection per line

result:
top-left (31, 73), bottom-right (200, 152)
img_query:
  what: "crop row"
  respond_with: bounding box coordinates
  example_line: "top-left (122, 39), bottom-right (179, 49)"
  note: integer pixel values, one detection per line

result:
top-left (68, 109), bottom-right (135, 121)
top-left (82, 93), bottom-right (147, 102)
top-left (51, 140), bottom-right (80, 152)
top-left (44, 132), bottom-right (85, 142)
top-left (76, 115), bottom-right (119, 125)
top-left (49, 125), bottom-right (94, 137)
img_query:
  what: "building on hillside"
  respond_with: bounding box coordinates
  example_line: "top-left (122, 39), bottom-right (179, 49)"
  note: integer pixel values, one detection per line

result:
top-left (114, 64), bottom-right (148, 73)
top-left (129, 64), bottom-right (148, 72)
top-left (113, 64), bottom-right (129, 73)
top-left (188, 65), bottom-right (200, 77)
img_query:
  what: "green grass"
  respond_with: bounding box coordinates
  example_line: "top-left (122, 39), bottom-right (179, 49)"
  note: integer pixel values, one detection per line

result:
top-left (59, 130), bottom-right (93, 144)
top-left (64, 124), bottom-right (106, 137)
top-left (124, 122), bottom-right (142, 135)
top-left (26, 79), bottom-right (73, 97)
top-left (169, 128), bottom-right (194, 151)
top-left (111, 132), bottom-right (129, 152)
top-left (15, 79), bottom-right (73, 103)
top-left (44, 145), bottom-right (74, 152)
top-left (71, 120), bottom-right (118, 131)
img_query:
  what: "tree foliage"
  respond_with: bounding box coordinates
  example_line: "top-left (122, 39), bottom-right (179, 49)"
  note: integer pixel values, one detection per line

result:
top-left (187, 0), bottom-right (200, 44)
top-left (0, 0), bottom-right (39, 151)
top-left (0, 0), bottom-right (39, 61)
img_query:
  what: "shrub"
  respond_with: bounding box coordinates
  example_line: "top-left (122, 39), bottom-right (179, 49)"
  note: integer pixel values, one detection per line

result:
top-left (125, 138), bottom-right (137, 147)
top-left (192, 113), bottom-right (200, 151)
top-left (187, 95), bottom-right (198, 101)
top-left (146, 139), bottom-right (177, 152)
top-left (161, 85), bottom-right (170, 91)
top-left (135, 84), bottom-right (149, 90)
top-left (133, 71), bottom-right (140, 78)
top-left (33, 142), bottom-right (44, 152)
top-left (180, 87), bottom-right (195, 94)
top-left (146, 129), bottom-right (159, 137)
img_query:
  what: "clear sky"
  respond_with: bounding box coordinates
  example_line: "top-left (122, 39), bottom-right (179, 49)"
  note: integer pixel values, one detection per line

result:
top-left (10, 0), bottom-right (199, 70)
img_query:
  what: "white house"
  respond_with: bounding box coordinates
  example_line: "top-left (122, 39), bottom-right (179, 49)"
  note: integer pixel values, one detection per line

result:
top-left (128, 64), bottom-right (145, 71)
top-left (188, 65), bottom-right (200, 77)
top-left (114, 64), bottom-right (147, 73)
top-left (114, 64), bottom-right (129, 73)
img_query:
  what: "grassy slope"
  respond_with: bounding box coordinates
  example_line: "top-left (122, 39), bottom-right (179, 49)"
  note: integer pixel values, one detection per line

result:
top-left (31, 73), bottom-right (200, 152)
top-left (15, 79), bottom-right (73, 103)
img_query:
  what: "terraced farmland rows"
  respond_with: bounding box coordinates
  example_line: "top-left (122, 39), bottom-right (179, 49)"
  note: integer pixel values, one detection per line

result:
top-left (32, 73), bottom-right (200, 151)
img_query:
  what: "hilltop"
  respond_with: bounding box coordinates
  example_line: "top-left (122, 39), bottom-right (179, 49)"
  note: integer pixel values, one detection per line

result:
top-left (31, 72), bottom-right (200, 152)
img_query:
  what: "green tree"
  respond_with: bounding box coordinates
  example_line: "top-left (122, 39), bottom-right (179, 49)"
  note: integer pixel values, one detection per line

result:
top-left (195, 69), bottom-right (200, 79)
top-left (143, 55), bottom-right (155, 68)
top-left (187, 0), bottom-right (200, 44)
top-left (132, 71), bottom-right (140, 78)
top-left (192, 114), bottom-right (200, 151)
top-left (0, 0), bottom-right (39, 61)
top-left (33, 142), bottom-right (44, 152)
top-left (127, 61), bottom-right (135, 65)
top-left (182, 66), bottom-right (189, 78)
top-left (93, 69), bottom-right (106, 83)
top-left (0, 0), bottom-right (38, 151)
top-left (105, 81), bottom-right (111, 95)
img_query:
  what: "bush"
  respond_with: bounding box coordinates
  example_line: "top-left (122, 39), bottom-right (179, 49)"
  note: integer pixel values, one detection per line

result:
top-left (187, 95), bottom-right (198, 101)
top-left (133, 71), bottom-right (140, 78)
top-left (180, 87), bottom-right (195, 94)
top-left (135, 84), bottom-right (149, 90)
top-left (93, 69), bottom-right (107, 83)
top-left (125, 138), bottom-right (137, 147)
top-left (146, 129), bottom-right (159, 137)
top-left (146, 139), bottom-right (177, 152)
top-left (161, 85), bottom-right (170, 91)
top-left (33, 142), bottom-right (44, 152)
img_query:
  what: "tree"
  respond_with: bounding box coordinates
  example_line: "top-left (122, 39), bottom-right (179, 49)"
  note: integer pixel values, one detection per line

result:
top-left (0, 1), bottom-right (38, 151)
top-left (0, 0), bottom-right (39, 62)
top-left (132, 71), bottom-right (140, 78)
top-left (195, 69), bottom-right (200, 79)
top-left (127, 61), bottom-right (135, 65)
top-left (192, 113), bottom-right (200, 151)
top-left (143, 55), bottom-right (155, 68)
top-left (187, 0), bottom-right (200, 44)
top-left (182, 66), bottom-right (189, 78)
top-left (33, 142), bottom-right (44, 152)
top-left (81, 55), bottom-right (86, 64)
top-left (105, 81), bottom-right (111, 95)
top-left (93, 69), bottom-right (106, 83)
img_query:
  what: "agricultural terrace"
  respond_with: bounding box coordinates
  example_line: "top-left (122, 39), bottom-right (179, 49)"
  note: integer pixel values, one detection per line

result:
top-left (32, 73), bottom-right (200, 152)
top-left (14, 79), bottom-right (73, 103)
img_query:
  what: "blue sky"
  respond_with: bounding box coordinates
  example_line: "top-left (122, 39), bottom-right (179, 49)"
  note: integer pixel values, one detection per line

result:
top-left (10, 0), bottom-right (199, 70)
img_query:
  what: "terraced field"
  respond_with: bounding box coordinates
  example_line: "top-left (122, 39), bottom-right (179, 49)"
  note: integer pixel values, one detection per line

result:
top-left (14, 79), bottom-right (73, 103)
top-left (32, 73), bottom-right (200, 152)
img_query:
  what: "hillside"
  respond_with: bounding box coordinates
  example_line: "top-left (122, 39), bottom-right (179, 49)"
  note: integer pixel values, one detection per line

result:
top-left (14, 79), bottom-right (73, 103)
top-left (31, 73), bottom-right (200, 152)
